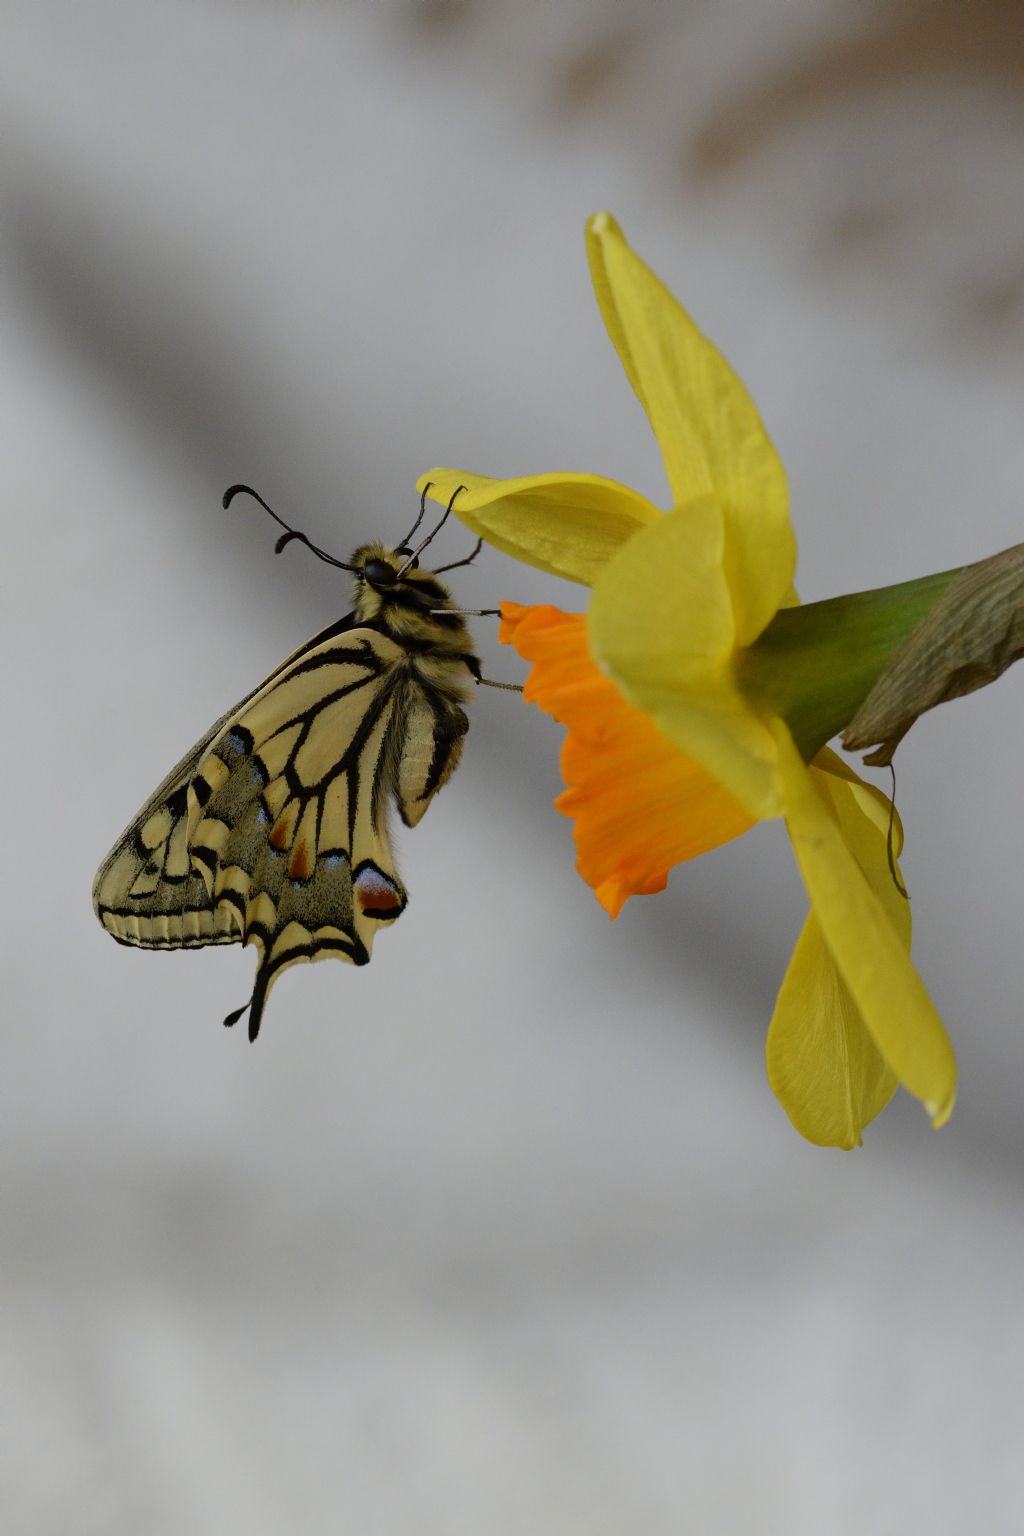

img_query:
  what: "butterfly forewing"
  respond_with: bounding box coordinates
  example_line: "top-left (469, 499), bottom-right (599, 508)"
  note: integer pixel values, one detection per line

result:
top-left (93, 705), bottom-right (248, 950)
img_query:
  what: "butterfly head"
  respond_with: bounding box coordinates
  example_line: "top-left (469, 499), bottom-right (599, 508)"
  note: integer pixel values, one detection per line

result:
top-left (357, 545), bottom-right (408, 588)
top-left (351, 542), bottom-right (460, 632)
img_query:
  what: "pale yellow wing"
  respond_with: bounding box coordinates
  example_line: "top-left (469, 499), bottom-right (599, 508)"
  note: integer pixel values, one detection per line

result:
top-left (92, 612), bottom-right (360, 953)
top-left (92, 705), bottom-right (255, 953)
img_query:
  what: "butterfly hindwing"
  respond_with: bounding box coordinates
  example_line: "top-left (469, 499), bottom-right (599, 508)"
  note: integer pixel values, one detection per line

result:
top-left (190, 630), bottom-right (414, 1038)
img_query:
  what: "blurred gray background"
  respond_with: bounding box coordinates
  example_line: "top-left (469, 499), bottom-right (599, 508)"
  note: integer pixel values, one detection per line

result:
top-left (4, 2), bottom-right (1024, 1531)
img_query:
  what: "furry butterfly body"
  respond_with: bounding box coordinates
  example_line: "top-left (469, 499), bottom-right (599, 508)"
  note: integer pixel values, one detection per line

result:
top-left (93, 537), bottom-right (479, 1040)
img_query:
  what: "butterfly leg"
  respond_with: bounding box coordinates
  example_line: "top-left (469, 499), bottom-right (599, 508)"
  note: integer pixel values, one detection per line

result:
top-left (477, 677), bottom-right (525, 693)
top-left (450, 650), bottom-right (524, 693)
top-left (434, 538), bottom-right (484, 574)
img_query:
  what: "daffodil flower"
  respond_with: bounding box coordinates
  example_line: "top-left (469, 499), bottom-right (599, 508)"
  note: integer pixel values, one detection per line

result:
top-left (418, 212), bottom-right (956, 1149)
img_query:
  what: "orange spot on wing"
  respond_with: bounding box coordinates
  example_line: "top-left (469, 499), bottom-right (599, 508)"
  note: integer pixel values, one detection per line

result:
top-left (354, 869), bottom-right (403, 914)
top-left (288, 841), bottom-right (314, 881)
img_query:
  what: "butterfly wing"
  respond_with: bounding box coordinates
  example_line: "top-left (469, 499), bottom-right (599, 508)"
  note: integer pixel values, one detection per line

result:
top-left (93, 705), bottom-right (249, 952)
top-left (93, 612), bottom-right (360, 952)
top-left (95, 623), bottom-right (470, 1039)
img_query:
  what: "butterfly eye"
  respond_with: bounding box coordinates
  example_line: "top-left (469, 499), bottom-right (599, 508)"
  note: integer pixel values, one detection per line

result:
top-left (363, 558), bottom-right (397, 588)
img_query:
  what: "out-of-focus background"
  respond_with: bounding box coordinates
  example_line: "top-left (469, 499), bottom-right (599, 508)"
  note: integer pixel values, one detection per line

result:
top-left (4, 3), bottom-right (1024, 1531)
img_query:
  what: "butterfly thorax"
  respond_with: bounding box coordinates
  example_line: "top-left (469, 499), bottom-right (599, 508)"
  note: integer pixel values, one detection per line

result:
top-left (350, 542), bottom-right (478, 696)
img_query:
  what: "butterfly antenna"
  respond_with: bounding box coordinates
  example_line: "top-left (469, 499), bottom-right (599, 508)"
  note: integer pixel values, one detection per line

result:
top-left (396, 483), bottom-right (431, 553)
top-left (223, 484), bottom-right (356, 572)
top-left (435, 537), bottom-right (483, 574)
top-left (396, 485), bottom-right (466, 578)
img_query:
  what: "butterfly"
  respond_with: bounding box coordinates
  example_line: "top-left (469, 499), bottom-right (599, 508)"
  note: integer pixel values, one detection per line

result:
top-left (93, 484), bottom-right (496, 1041)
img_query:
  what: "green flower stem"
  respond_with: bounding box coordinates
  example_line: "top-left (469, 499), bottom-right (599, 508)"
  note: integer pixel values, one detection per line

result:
top-left (736, 566), bottom-right (963, 761)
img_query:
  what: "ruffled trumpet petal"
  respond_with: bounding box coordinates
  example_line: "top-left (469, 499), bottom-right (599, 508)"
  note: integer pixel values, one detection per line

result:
top-left (501, 603), bottom-right (753, 915)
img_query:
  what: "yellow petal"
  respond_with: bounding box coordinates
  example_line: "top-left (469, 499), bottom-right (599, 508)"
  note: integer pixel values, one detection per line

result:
top-left (766, 909), bottom-right (899, 1148)
top-left (773, 722), bottom-right (956, 1127)
top-left (590, 496), bottom-right (783, 821)
top-left (416, 469), bottom-right (658, 587)
top-left (585, 212), bottom-right (795, 642)
top-left (766, 758), bottom-right (908, 1148)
